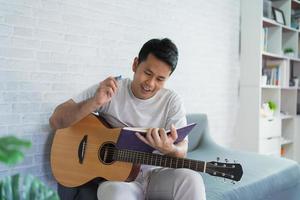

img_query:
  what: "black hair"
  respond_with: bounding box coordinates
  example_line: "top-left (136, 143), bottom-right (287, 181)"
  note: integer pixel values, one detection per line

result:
top-left (138, 38), bottom-right (178, 74)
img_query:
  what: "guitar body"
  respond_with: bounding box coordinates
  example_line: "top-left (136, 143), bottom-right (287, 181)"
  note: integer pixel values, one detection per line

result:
top-left (50, 114), bottom-right (139, 187)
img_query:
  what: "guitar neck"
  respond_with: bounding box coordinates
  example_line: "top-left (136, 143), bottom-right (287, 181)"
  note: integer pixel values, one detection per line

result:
top-left (113, 148), bottom-right (206, 172)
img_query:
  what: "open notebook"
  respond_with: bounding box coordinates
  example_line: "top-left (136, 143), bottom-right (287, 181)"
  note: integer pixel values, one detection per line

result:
top-left (116, 123), bottom-right (197, 153)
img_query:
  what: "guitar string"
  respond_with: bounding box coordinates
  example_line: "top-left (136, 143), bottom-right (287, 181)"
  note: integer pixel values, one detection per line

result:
top-left (93, 145), bottom-right (237, 170)
top-left (80, 145), bottom-right (238, 180)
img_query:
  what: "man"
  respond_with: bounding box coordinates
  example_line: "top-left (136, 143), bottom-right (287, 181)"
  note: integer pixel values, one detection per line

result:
top-left (49, 38), bottom-right (206, 200)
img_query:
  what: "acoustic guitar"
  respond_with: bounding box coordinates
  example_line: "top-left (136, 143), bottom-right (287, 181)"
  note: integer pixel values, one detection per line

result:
top-left (50, 114), bottom-right (243, 187)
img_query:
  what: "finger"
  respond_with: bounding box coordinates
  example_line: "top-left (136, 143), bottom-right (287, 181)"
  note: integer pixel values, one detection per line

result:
top-left (145, 128), bottom-right (155, 145)
top-left (106, 87), bottom-right (114, 98)
top-left (135, 132), bottom-right (151, 146)
top-left (170, 124), bottom-right (178, 141)
top-left (109, 79), bottom-right (118, 93)
top-left (159, 128), bottom-right (168, 141)
top-left (105, 79), bottom-right (118, 93)
top-left (151, 128), bottom-right (161, 144)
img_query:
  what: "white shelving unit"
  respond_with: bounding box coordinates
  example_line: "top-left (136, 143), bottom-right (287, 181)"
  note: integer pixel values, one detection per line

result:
top-left (236, 0), bottom-right (300, 162)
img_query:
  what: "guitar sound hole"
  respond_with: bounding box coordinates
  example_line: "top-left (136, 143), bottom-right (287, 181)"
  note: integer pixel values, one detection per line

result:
top-left (99, 143), bottom-right (116, 164)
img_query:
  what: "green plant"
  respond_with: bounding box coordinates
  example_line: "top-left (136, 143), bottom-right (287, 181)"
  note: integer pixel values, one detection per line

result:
top-left (284, 48), bottom-right (294, 54)
top-left (0, 136), bottom-right (59, 200)
top-left (268, 101), bottom-right (277, 111)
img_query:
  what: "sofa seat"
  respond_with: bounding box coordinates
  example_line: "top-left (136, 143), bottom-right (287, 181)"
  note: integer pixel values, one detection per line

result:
top-left (186, 114), bottom-right (300, 200)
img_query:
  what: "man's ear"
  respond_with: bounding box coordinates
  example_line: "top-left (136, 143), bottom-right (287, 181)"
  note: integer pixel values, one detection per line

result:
top-left (132, 57), bottom-right (139, 72)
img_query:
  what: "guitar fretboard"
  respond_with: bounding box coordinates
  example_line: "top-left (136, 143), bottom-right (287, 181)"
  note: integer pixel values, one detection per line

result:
top-left (112, 148), bottom-right (206, 172)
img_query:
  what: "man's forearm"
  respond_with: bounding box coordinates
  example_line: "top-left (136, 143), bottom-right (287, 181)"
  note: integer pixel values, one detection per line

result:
top-left (49, 98), bottom-right (100, 130)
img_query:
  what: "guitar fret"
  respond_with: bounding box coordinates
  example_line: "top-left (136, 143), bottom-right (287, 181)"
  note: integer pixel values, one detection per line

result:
top-left (174, 158), bottom-right (177, 168)
top-left (116, 149), bottom-right (206, 174)
top-left (151, 154), bottom-right (153, 165)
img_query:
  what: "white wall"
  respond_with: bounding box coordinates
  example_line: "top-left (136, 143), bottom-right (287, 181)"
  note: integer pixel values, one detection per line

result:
top-left (0, 0), bottom-right (240, 187)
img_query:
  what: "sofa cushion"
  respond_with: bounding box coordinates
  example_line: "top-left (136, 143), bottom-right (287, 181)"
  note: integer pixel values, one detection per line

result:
top-left (186, 113), bottom-right (208, 151)
top-left (188, 147), bottom-right (300, 200)
top-left (186, 113), bottom-right (300, 200)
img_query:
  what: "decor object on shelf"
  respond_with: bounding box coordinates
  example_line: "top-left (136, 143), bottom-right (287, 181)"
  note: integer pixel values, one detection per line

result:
top-left (268, 100), bottom-right (277, 112)
top-left (272, 7), bottom-right (286, 25)
top-left (261, 75), bottom-right (268, 85)
top-left (260, 101), bottom-right (277, 118)
top-left (283, 47), bottom-right (295, 57)
top-left (292, 10), bottom-right (300, 29)
top-left (263, 0), bottom-right (273, 18)
top-left (293, 76), bottom-right (299, 87)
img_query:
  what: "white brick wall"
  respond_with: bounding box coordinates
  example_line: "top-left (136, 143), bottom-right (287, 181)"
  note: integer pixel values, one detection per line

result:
top-left (0, 0), bottom-right (240, 188)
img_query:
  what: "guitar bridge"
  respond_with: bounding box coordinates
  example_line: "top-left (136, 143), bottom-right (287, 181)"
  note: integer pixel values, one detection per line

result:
top-left (78, 135), bottom-right (88, 164)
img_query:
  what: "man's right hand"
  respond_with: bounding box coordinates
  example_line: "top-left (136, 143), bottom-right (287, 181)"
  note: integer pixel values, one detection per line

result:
top-left (49, 76), bottom-right (119, 130)
top-left (93, 76), bottom-right (119, 107)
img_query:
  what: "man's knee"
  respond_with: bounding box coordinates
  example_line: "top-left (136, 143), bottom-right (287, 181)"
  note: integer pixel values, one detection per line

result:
top-left (97, 182), bottom-right (123, 199)
top-left (97, 181), bottom-right (144, 200)
top-left (175, 168), bottom-right (205, 188)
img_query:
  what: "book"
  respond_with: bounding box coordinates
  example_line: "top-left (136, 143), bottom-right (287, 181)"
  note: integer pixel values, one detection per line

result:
top-left (115, 123), bottom-right (197, 153)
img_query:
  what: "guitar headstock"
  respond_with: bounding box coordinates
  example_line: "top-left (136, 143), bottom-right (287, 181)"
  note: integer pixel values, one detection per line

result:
top-left (206, 160), bottom-right (243, 182)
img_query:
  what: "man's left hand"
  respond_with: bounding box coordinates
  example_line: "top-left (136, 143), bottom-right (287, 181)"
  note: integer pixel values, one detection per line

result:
top-left (135, 124), bottom-right (178, 155)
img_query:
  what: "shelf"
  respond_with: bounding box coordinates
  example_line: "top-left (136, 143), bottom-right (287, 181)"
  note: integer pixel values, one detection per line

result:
top-left (262, 51), bottom-right (300, 62)
top-left (261, 85), bottom-right (280, 89)
top-left (290, 57), bottom-right (300, 63)
top-left (280, 114), bottom-right (294, 120)
top-left (238, 0), bottom-right (300, 162)
top-left (262, 51), bottom-right (287, 60)
top-left (281, 87), bottom-right (299, 90)
top-left (281, 138), bottom-right (293, 146)
top-left (263, 17), bottom-right (280, 27)
top-left (262, 17), bottom-right (299, 33)
top-left (282, 25), bottom-right (299, 33)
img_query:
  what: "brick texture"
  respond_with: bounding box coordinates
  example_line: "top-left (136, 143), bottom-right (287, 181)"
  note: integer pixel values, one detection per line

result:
top-left (0, 0), bottom-right (240, 189)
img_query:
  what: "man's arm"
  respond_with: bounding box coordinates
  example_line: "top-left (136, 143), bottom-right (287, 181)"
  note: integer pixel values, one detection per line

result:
top-left (49, 76), bottom-right (118, 131)
top-left (49, 98), bottom-right (99, 130)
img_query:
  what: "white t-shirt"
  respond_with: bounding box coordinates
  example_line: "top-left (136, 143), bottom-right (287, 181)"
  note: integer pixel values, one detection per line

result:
top-left (72, 78), bottom-right (187, 180)
top-left (72, 78), bottom-right (187, 130)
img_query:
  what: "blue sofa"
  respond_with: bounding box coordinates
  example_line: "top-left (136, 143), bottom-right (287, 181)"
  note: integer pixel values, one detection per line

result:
top-left (186, 113), bottom-right (300, 200)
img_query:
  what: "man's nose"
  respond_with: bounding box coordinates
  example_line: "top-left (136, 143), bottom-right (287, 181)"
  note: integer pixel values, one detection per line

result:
top-left (146, 77), bottom-right (155, 87)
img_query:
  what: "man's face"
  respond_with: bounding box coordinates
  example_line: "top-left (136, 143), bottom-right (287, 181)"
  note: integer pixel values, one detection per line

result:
top-left (131, 53), bottom-right (172, 100)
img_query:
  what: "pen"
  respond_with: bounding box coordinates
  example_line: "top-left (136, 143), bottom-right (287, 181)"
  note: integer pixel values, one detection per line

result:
top-left (114, 75), bottom-right (122, 81)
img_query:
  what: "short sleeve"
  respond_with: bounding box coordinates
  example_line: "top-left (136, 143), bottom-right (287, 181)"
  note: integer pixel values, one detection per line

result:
top-left (72, 84), bottom-right (98, 103)
top-left (71, 83), bottom-right (109, 113)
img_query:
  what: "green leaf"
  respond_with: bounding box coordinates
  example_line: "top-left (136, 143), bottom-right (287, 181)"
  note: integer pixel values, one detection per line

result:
top-left (0, 174), bottom-right (59, 200)
top-left (268, 101), bottom-right (277, 111)
top-left (0, 136), bottom-right (31, 165)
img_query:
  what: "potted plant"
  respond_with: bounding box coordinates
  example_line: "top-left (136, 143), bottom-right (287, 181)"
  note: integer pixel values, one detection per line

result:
top-left (283, 48), bottom-right (295, 57)
top-left (268, 100), bottom-right (277, 113)
top-left (0, 136), bottom-right (59, 200)
top-left (261, 100), bottom-right (277, 118)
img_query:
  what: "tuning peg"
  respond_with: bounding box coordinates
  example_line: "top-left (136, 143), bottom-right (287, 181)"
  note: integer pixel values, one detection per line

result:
top-left (225, 158), bottom-right (229, 163)
top-left (231, 180), bottom-right (236, 185)
top-left (233, 160), bottom-right (238, 163)
top-left (223, 178), bottom-right (227, 183)
top-left (216, 157), bottom-right (220, 161)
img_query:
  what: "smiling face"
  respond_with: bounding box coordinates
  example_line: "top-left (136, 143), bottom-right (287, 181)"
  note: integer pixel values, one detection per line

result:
top-left (131, 53), bottom-right (172, 100)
